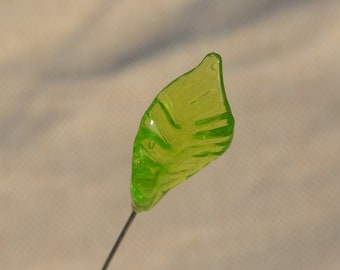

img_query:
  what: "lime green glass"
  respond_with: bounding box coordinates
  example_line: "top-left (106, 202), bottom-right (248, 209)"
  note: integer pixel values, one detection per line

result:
top-left (131, 52), bottom-right (234, 212)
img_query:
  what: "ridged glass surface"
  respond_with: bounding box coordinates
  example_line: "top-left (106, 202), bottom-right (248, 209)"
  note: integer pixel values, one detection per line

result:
top-left (131, 52), bottom-right (234, 212)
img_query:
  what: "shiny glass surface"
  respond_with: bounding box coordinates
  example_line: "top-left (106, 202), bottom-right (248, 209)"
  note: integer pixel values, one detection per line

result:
top-left (131, 53), bottom-right (234, 212)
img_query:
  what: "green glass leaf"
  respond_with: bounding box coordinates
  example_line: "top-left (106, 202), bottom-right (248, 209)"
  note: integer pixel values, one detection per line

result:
top-left (131, 52), bottom-right (234, 212)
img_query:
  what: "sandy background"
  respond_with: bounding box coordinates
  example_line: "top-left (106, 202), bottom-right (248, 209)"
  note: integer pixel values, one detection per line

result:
top-left (1, 0), bottom-right (340, 269)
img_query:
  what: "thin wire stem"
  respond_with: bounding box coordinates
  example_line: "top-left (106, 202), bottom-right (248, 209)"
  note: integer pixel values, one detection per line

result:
top-left (101, 211), bottom-right (137, 270)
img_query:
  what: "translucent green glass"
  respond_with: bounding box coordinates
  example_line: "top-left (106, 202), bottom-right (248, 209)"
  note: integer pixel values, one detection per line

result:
top-left (131, 52), bottom-right (234, 212)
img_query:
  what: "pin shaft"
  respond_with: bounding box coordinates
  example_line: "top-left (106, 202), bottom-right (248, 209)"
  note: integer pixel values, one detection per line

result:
top-left (101, 211), bottom-right (136, 270)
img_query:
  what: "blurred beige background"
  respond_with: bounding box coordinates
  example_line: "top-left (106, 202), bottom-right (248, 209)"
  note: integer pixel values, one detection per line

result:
top-left (1, 0), bottom-right (340, 269)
